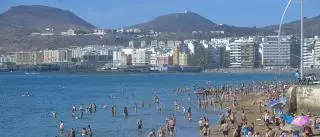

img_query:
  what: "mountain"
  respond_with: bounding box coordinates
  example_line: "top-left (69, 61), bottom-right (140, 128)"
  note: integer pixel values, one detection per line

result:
top-left (0, 5), bottom-right (95, 36)
top-left (128, 11), bottom-right (268, 35)
top-left (263, 15), bottom-right (320, 36)
top-left (129, 11), bottom-right (218, 33)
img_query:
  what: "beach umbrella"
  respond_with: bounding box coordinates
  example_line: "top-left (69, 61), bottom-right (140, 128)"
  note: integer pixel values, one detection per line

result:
top-left (291, 116), bottom-right (310, 127)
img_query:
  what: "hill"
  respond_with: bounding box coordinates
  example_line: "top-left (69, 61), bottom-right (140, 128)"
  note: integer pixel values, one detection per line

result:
top-left (0, 5), bottom-right (95, 36)
top-left (129, 11), bottom-right (217, 33)
top-left (263, 15), bottom-right (320, 37)
top-left (128, 11), bottom-right (269, 35)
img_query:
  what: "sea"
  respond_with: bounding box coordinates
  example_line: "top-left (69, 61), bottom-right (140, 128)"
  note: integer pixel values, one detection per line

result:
top-left (0, 72), bottom-right (295, 137)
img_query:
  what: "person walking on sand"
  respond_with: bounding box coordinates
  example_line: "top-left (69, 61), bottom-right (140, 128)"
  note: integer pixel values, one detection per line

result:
top-left (221, 120), bottom-right (229, 137)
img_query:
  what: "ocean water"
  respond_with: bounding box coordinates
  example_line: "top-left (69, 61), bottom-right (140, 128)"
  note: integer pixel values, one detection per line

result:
top-left (0, 72), bottom-right (294, 137)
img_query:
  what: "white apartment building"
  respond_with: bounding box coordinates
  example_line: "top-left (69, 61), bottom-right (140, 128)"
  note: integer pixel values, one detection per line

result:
top-left (229, 39), bottom-right (257, 68)
top-left (314, 39), bottom-right (320, 67)
top-left (303, 38), bottom-right (315, 68)
top-left (132, 49), bottom-right (151, 66)
top-left (113, 51), bottom-right (122, 67)
top-left (43, 50), bottom-right (59, 63)
top-left (260, 36), bottom-right (291, 67)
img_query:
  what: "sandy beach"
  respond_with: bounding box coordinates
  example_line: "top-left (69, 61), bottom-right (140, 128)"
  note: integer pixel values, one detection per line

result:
top-left (210, 94), bottom-right (270, 137)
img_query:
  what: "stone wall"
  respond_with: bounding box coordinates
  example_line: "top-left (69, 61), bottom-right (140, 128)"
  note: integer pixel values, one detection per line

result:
top-left (287, 85), bottom-right (320, 115)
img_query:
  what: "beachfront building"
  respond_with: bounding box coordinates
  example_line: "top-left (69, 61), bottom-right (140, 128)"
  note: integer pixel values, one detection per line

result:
top-left (303, 38), bottom-right (315, 68)
top-left (172, 46), bottom-right (180, 65)
top-left (156, 54), bottom-right (172, 66)
top-left (43, 50), bottom-right (59, 64)
top-left (112, 50), bottom-right (122, 67)
top-left (14, 51), bottom-right (43, 65)
top-left (314, 38), bottom-right (320, 68)
top-left (229, 39), bottom-right (258, 68)
top-left (131, 49), bottom-right (152, 66)
top-left (57, 48), bottom-right (72, 63)
top-left (179, 52), bottom-right (190, 66)
top-left (0, 54), bottom-right (16, 65)
top-left (260, 36), bottom-right (291, 68)
top-left (149, 51), bottom-right (157, 66)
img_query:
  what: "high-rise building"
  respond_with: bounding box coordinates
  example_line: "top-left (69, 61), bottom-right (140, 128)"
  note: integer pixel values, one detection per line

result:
top-left (179, 52), bottom-right (189, 66)
top-left (229, 40), bottom-right (258, 68)
top-left (113, 50), bottom-right (122, 67)
top-left (314, 39), bottom-right (320, 67)
top-left (260, 36), bottom-right (291, 67)
top-left (131, 49), bottom-right (151, 66)
top-left (172, 46), bottom-right (180, 65)
top-left (303, 38), bottom-right (315, 68)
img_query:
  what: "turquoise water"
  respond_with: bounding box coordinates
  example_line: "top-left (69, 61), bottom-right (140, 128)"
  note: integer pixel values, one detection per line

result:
top-left (0, 72), bottom-right (294, 137)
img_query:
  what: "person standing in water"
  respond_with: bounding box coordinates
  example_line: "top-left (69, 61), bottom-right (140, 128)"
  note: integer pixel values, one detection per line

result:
top-left (81, 128), bottom-right (87, 137)
top-left (59, 121), bottom-right (64, 133)
top-left (137, 119), bottom-right (143, 131)
top-left (68, 128), bottom-right (76, 137)
top-left (124, 107), bottom-right (128, 117)
top-left (148, 129), bottom-right (156, 137)
top-left (87, 125), bottom-right (93, 137)
top-left (187, 107), bottom-right (192, 121)
top-left (111, 105), bottom-right (116, 116)
top-left (52, 112), bottom-right (57, 119)
top-left (79, 104), bottom-right (84, 119)
top-left (158, 126), bottom-right (165, 137)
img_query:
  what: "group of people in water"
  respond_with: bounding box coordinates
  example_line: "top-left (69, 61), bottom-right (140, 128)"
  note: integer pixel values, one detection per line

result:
top-left (51, 79), bottom-right (320, 137)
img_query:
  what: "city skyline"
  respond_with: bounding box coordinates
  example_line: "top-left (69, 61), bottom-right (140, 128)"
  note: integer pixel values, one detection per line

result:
top-left (1, 0), bottom-right (320, 28)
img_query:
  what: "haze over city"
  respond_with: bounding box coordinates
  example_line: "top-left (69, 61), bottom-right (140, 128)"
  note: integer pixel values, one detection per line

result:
top-left (1, 0), bottom-right (320, 28)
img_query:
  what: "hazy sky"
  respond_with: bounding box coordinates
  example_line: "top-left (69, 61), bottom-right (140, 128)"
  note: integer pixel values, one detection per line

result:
top-left (1, 0), bottom-right (319, 28)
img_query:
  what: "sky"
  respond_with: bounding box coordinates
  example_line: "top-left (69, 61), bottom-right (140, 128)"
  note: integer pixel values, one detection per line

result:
top-left (0, 0), bottom-right (320, 29)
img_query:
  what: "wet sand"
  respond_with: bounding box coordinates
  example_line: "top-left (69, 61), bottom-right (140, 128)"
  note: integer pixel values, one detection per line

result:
top-left (211, 94), bottom-right (267, 137)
